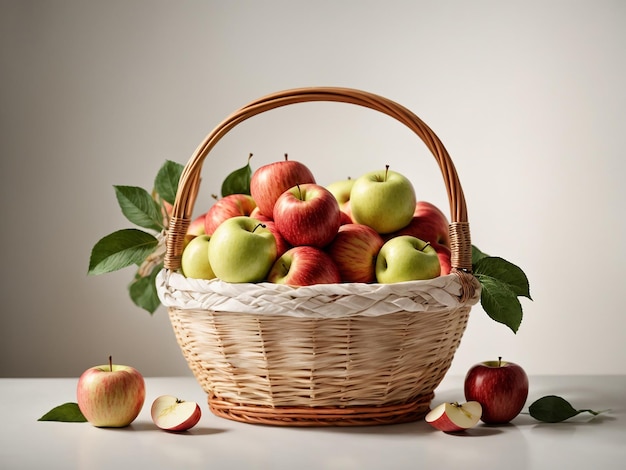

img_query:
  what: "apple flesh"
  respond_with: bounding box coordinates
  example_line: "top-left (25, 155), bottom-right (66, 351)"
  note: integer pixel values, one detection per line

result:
top-left (76, 356), bottom-right (145, 428)
top-left (151, 395), bottom-right (202, 432)
top-left (464, 357), bottom-right (529, 424)
top-left (425, 401), bottom-right (482, 432)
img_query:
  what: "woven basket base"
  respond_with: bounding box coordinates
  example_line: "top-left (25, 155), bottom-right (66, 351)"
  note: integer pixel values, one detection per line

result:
top-left (207, 393), bottom-right (434, 426)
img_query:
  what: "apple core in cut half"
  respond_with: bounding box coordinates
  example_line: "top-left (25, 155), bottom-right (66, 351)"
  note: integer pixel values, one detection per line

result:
top-left (425, 401), bottom-right (482, 432)
top-left (151, 395), bottom-right (201, 432)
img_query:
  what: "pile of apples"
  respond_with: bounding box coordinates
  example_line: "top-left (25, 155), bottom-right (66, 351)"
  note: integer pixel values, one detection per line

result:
top-left (181, 155), bottom-right (453, 286)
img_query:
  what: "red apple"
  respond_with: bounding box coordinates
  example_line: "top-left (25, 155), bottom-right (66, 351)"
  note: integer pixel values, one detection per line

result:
top-left (425, 401), bottom-right (482, 432)
top-left (435, 243), bottom-right (452, 276)
top-left (388, 201), bottom-right (450, 248)
top-left (76, 356), bottom-right (145, 428)
top-left (273, 183), bottom-right (341, 248)
top-left (262, 220), bottom-right (291, 258)
top-left (250, 206), bottom-right (272, 222)
top-left (326, 223), bottom-right (384, 283)
top-left (268, 246), bottom-right (341, 286)
top-left (464, 357), bottom-right (529, 424)
top-left (250, 154), bottom-right (316, 218)
top-left (151, 395), bottom-right (202, 432)
top-left (204, 194), bottom-right (257, 235)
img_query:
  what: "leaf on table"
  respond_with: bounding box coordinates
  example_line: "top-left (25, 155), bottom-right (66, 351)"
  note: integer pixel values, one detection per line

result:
top-left (154, 160), bottom-right (184, 205)
top-left (477, 275), bottom-right (523, 333)
top-left (114, 185), bottom-right (164, 231)
top-left (38, 402), bottom-right (87, 422)
top-left (528, 395), bottom-right (607, 423)
top-left (88, 229), bottom-right (158, 275)
top-left (221, 153), bottom-right (253, 197)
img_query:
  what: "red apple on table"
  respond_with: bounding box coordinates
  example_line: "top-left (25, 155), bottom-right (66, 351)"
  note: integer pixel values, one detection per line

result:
top-left (250, 154), bottom-right (316, 218)
top-left (204, 193), bottom-right (257, 235)
top-left (151, 395), bottom-right (202, 432)
top-left (76, 356), bottom-right (145, 428)
top-left (326, 223), bottom-right (384, 283)
top-left (387, 201), bottom-right (451, 248)
top-left (425, 401), bottom-right (482, 432)
top-left (268, 246), bottom-right (341, 286)
top-left (464, 357), bottom-right (529, 424)
top-left (273, 183), bottom-right (341, 248)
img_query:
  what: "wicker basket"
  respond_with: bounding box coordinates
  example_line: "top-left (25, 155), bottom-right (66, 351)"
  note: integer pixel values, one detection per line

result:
top-left (157, 87), bottom-right (481, 426)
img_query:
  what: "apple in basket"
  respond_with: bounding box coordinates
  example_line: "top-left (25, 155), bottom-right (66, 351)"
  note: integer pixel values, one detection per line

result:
top-left (375, 235), bottom-right (441, 283)
top-left (250, 154), bottom-right (316, 218)
top-left (204, 193), bottom-right (257, 235)
top-left (77, 356), bottom-right (145, 428)
top-left (326, 223), bottom-right (384, 283)
top-left (151, 395), bottom-right (202, 432)
top-left (389, 201), bottom-right (451, 248)
top-left (426, 401), bottom-right (482, 432)
top-left (181, 234), bottom-right (216, 280)
top-left (273, 183), bottom-right (342, 248)
top-left (268, 246), bottom-right (341, 286)
top-left (464, 357), bottom-right (529, 424)
top-left (208, 216), bottom-right (277, 283)
top-left (326, 177), bottom-right (355, 221)
top-left (350, 166), bottom-right (416, 234)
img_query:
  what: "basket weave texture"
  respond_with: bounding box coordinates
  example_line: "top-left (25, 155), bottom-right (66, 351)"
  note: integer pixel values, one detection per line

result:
top-left (157, 87), bottom-right (481, 426)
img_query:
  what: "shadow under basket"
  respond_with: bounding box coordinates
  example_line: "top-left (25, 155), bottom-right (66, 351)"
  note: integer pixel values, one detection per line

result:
top-left (157, 87), bottom-right (481, 426)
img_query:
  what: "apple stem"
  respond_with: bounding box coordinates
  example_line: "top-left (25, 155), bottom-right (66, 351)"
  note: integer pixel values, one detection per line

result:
top-left (108, 355), bottom-right (113, 372)
top-left (420, 241), bottom-right (431, 252)
top-left (284, 153), bottom-right (289, 161)
top-left (296, 184), bottom-right (302, 200)
top-left (384, 164), bottom-right (390, 182)
top-left (252, 223), bottom-right (267, 233)
top-left (498, 356), bottom-right (502, 367)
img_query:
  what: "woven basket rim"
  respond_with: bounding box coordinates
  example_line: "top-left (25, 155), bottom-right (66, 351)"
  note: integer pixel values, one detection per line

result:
top-left (157, 268), bottom-right (480, 318)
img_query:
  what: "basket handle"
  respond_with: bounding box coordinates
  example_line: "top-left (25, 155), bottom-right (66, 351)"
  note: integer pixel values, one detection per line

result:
top-left (165, 87), bottom-right (473, 277)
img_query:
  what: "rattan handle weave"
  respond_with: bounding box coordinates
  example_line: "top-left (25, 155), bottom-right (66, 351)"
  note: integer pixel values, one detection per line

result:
top-left (164, 87), bottom-right (473, 274)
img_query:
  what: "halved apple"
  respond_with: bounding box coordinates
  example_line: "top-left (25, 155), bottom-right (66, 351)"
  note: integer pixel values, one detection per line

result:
top-left (425, 401), bottom-right (482, 432)
top-left (151, 395), bottom-right (201, 432)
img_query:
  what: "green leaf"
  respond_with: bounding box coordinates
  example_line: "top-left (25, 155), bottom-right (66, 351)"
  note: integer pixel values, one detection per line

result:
top-left (221, 153), bottom-right (253, 197)
top-left (88, 229), bottom-right (159, 275)
top-left (129, 263), bottom-right (162, 314)
top-left (154, 160), bottom-right (184, 205)
top-left (114, 185), bottom-right (164, 231)
top-left (474, 256), bottom-right (532, 300)
top-left (471, 245), bottom-right (490, 264)
top-left (38, 402), bottom-right (87, 422)
top-left (528, 395), bottom-right (605, 423)
top-left (476, 274), bottom-right (523, 333)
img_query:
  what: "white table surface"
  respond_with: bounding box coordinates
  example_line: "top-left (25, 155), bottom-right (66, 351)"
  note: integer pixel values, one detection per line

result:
top-left (1, 375), bottom-right (624, 470)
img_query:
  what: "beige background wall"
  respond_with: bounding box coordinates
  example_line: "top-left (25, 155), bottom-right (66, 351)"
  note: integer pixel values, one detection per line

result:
top-left (1, 0), bottom-right (624, 377)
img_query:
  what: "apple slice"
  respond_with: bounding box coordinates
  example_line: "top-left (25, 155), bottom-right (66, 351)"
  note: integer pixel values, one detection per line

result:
top-left (425, 401), bottom-right (482, 432)
top-left (151, 395), bottom-right (202, 432)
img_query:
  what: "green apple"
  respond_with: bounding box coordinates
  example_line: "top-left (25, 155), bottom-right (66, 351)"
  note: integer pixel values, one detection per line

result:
top-left (326, 177), bottom-right (354, 219)
top-left (375, 235), bottom-right (441, 283)
top-left (350, 166), bottom-right (416, 234)
top-left (208, 216), bottom-right (277, 283)
top-left (181, 234), bottom-right (215, 280)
